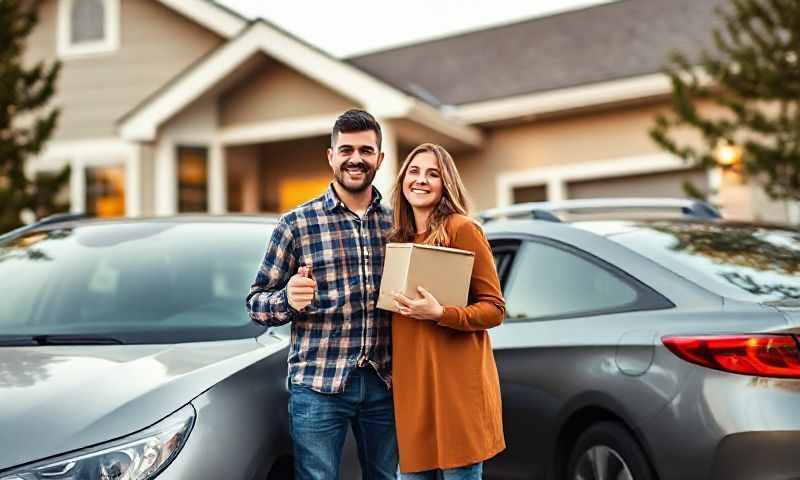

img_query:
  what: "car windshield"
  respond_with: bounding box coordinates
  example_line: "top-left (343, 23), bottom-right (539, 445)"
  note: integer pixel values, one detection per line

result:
top-left (0, 221), bottom-right (272, 343)
top-left (609, 221), bottom-right (800, 303)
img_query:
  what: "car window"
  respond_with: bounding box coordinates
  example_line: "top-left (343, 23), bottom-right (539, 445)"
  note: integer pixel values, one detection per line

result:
top-left (503, 240), bottom-right (642, 322)
top-left (609, 221), bottom-right (800, 303)
top-left (0, 222), bottom-right (270, 343)
top-left (490, 240), bottom-right (518, 288)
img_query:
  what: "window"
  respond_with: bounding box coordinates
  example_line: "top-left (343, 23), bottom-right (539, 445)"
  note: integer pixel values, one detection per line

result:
top-left (513, 184), bottom-right (547, 203)
top-left (503, 239), bottom-right (666, 322)
top-left (177, 146), bottom-right (209, 213)
top-left (491, 240), bottom-right (519, 288)
top-left (278, 177), bottom-right (330, 212)
top-left (610, 222), bottom-right (800, 303)
top-left (58, 0), bottom-right (120, 58)
top-left (85, 165), bottom-right (125, 217)
top-left (0, 222), bottom-right (269, 343)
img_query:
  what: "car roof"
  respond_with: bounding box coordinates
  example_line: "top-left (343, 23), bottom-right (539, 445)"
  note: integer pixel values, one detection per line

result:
top-left (483, 217), bottom-right (797, 239)
top-left (0, 214), bottom-right (279, 241)
top-left (42, 213), bottom-right (278, 227)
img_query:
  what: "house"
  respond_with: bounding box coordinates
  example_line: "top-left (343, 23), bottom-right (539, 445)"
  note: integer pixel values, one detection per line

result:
top-left (24, 0), bottom-right (799, 223)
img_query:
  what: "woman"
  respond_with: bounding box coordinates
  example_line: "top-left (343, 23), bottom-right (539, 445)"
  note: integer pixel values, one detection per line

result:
top-left (389, 143), bottom-right (506, 479)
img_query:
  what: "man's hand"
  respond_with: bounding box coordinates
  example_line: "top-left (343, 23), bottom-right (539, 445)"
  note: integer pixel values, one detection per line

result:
top-left (287, 265), bottom-right (316, 311)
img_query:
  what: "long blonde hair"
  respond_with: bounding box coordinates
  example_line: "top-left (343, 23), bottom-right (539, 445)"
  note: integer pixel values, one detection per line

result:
top-left (389, 143), bottom-right (471, 246)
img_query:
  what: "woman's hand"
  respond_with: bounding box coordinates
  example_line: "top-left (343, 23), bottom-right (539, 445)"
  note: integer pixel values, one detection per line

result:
top-left (392, 286), bottom-right (444, 321)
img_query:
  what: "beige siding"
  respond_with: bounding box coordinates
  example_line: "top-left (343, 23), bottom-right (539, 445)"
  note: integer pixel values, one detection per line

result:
top-left (25, 0), bottom-right (225, 140)
top-left (220, 59), bottom-right (357, 127)
top-left (457, 102), bottom-right (713, 211)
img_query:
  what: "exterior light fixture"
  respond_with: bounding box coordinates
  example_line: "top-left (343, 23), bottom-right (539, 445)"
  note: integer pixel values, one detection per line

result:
top-left (713, 139), bottom-right (743, 168)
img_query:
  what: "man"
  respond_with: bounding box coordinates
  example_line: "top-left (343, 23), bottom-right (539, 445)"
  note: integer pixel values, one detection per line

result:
top-left (246, 109), bottom-right (397, 479)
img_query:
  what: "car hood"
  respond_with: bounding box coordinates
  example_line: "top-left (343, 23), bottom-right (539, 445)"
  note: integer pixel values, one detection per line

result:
top-left (0, 335), bottom-right (287, 470)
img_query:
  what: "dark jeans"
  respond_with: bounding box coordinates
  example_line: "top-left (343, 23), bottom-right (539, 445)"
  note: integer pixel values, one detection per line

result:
top-left (289, 367), bottom-right (399, 480)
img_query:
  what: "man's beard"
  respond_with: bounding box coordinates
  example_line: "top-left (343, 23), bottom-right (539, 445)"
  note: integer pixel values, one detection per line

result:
top-left (334, 162), bottom-right (375, 193)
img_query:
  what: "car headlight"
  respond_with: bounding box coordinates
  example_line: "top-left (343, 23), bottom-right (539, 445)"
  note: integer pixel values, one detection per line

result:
top-left (0, 404), bottom-right (194, 480)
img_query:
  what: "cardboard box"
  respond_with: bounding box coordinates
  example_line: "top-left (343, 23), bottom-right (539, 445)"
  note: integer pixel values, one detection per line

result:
top-left (378, 243), bottom-right (475, 313)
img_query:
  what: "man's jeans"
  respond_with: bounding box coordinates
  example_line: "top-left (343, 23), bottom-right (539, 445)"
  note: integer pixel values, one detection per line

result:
top-left (400, 463), bottom-right (483, 480)
top-left (289, 367), bottom-right (398, 480)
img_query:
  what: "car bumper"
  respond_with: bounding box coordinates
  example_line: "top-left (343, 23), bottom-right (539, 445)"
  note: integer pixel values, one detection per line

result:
top-left (641, 367), bottom-right (800, 480)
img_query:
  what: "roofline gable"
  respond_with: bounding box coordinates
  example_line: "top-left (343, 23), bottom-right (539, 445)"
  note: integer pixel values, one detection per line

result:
top-left (118, 21), bottom-right (481, 146)
top-left (156, 0), bottom-right (247, 38)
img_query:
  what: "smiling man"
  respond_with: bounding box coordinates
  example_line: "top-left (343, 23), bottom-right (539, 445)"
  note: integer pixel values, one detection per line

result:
top-left (246, 109), bottom-right (397, 479)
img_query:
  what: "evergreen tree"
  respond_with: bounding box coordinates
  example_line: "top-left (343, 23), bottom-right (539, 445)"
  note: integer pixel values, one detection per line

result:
top-left (650, 0), bottom-right (800, 202)
top-left (0, 0), bottom-right (65, 234)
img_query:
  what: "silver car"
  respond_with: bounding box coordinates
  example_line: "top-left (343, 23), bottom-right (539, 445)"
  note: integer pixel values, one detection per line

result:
top-left (0, 216), bottom-right (308, 479)
top-left (480, 199), bottom-right (800, 480)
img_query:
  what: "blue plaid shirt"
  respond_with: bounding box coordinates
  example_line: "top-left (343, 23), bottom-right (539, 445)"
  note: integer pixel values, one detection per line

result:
top-left (246, 184), bottom-right (393, 393)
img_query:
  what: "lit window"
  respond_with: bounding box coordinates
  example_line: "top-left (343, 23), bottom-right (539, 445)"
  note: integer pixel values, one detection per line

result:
top-left (58, 0), bottom-right (119, 58)
top-left (178, 147), bottom-right (209, 213)
top-left (85, 165), bottom-right (125, 217)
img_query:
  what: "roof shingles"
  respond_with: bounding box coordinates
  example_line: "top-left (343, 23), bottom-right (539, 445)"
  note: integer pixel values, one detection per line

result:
top-left (346, 0), bottom-right (726, 105)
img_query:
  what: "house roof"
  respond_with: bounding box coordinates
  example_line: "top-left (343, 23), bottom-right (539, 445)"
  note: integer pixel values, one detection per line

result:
top-left (118, 21), bottom-right (482, 147)
top-left (146, 0), bottom-right (726, 128)
top-left (156, 0), bottom-right (247, 37)
top-left (345, 0), bottom-right (726, 106)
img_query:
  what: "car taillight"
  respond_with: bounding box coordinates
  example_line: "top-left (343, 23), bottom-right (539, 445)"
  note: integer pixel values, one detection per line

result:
top-left (662, 335), bottom-right (800, 378)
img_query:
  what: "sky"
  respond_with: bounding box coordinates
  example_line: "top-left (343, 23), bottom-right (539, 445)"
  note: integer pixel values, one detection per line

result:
top-left (215, 0), bottom-right (616, 58)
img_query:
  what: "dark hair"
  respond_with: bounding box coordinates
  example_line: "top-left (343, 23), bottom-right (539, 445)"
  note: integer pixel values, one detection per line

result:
top-left (331, 109), bottom-right (382, 151)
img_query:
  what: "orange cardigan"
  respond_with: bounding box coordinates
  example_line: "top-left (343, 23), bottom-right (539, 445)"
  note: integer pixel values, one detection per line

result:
top-left (391, 214), bottom-right (506, 473)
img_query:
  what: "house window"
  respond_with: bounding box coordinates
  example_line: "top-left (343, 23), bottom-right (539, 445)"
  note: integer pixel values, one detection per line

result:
top-left (85, 165), bottom-right (125, 217)
top-left (58, 0), bottom-right (120, 58)
top-left (512, 184), bottom-right (548, 204)
top-left (177, 147), bottom-right (209, 213)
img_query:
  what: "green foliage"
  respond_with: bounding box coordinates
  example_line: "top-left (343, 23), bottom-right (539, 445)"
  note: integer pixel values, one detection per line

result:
top-left (0, 0), bottom-right (65, 234)
top-left (650, 0), bottom-right (800, 202)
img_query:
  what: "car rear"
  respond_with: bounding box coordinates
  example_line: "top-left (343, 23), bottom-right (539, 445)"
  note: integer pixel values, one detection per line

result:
top-left (603, 220), bottom-right (800, 480)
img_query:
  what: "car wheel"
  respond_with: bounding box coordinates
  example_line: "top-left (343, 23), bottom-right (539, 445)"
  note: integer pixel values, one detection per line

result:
top-left (566, 421), bottom-right (654, 480)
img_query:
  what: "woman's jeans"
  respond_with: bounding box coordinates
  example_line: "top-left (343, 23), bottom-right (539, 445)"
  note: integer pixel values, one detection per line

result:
top-left (400, 462), bottom-right (483, 480)
top-left (289, 366), bottom-right (398, 480)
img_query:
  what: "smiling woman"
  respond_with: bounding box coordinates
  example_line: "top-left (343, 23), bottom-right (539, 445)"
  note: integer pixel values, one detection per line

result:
top-left (0, 220), bottom-right (269, 343)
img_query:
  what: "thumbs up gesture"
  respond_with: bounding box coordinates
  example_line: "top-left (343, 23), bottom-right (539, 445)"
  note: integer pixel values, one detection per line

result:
top-left (287, 265), bottom-right (316, 311)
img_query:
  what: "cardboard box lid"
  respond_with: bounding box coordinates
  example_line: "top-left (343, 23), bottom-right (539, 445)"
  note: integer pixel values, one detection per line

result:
top-left (386, 242), bottom-right (475, 256)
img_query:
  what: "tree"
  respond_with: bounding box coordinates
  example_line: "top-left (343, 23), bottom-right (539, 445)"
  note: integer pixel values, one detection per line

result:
top-left (650, 0), bottom-right (800, 203)
top-left (0, 0), bottom-right (65, 234)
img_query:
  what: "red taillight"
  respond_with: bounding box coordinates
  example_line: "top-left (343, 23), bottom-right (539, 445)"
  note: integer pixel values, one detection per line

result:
top-left (662, 335), bottom-right (800, 378)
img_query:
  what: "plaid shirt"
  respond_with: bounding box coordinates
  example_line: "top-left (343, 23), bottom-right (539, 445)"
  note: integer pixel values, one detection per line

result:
top-left (246, 184), bottom-right (393, 393)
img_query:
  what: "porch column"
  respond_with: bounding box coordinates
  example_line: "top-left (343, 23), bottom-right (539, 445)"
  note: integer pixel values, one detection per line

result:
top-left (373, 120), bottom-right (398, 202)
top-left (241, 154), bottom-right (260, 213)
top-left (125, 143), bottom-right (142, 217)
top-left (154, 138), bottom-right (177, 215)
top-left (547, 178), bottom-right (567, 202)
top-left (208, 140), bottom-right (226, 214)
top-left (69, 158), bottom-right (85, 214)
